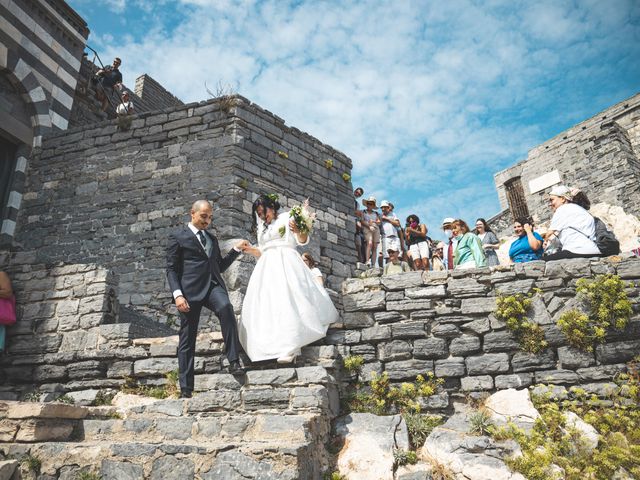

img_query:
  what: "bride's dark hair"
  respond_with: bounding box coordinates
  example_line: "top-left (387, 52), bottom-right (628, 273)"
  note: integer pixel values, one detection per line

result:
top-left (252, 194), bottom-right (281, 232)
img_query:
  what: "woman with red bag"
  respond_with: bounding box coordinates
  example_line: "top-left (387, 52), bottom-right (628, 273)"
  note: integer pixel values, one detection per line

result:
top-left (0, 271), bottom-right (15, 352)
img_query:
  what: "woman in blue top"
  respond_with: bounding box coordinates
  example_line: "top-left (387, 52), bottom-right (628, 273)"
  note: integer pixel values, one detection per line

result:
top-left (509, 217), bottom-right (543, 263)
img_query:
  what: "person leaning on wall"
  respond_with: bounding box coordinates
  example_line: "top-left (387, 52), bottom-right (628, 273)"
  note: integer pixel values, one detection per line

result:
top-left (0, 271), bottom-right (16, 352)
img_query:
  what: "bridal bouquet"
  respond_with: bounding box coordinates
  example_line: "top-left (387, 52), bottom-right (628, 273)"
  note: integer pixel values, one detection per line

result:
top-left (279, 199), bottom-right (316, 237)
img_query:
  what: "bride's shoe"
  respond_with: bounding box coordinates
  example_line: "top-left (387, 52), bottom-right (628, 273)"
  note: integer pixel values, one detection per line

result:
top-left (276, 350), bottom-right (301, 364)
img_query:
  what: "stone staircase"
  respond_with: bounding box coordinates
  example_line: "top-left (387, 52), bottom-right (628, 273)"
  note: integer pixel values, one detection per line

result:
top-left (0, 362), bottom-right (337, 479)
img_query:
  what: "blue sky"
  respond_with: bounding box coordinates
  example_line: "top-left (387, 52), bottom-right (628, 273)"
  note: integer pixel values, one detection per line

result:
top-left (69, 0), bottom-right (640, 240)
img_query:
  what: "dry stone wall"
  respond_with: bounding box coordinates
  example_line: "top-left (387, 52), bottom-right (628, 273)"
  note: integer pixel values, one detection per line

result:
top-left (13, 95), bottom-right (354, 325)
top-left (334, 257), bottom-right (640, 409)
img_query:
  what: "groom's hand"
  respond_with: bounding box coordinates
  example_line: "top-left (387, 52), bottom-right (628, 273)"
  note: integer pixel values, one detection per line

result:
top-left (176, 295), bottom-right (190, 313)
top-left (235, 240), bottom-right (250, 251)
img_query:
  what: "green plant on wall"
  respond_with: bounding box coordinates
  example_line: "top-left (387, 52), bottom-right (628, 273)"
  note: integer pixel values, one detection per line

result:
top-left (495, 293), bottom-right (548, 353)
top-left (341, 173), bottom-right (351, 182)
top-left (557, 274), bottom-right (632, 352)
top-left (324, 159), bottom-right (334, 169)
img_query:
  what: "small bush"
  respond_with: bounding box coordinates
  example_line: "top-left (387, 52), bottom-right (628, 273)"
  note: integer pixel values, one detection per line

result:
top-left (495, 293), bottom-right (547, 353)
top-left (348, 371), bottom-right (443, 415)
top-left (75, 471), bottom-right (101, 480)
top-left (557, 274), bottom-right (632, 352)
top-left (393, 449), bottom-right (418, 467)
top-left (120, 372), bottom-right (178, 400)
top-left (343, 355), bottom-right (365, 376)
top-left (403, 412), bottom-right (443, 449)
top-left (92, 390), bottom-right (115, 406)
top-left (22, 392), bottom-right (40, 402)
top-left (323, 473), bottom-right (347, 480)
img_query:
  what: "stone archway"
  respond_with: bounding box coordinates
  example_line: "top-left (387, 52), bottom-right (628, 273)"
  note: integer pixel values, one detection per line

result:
top-left (0, 53), bottom-right (51, 245)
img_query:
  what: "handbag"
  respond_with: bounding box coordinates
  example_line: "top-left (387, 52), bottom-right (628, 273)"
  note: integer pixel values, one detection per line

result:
top-left (0, 295), bottom-right (16, 326)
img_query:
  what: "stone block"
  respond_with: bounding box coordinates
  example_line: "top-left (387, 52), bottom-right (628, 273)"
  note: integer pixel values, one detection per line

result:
top-left (490, 271), bottom-right (517, 283)
top-left (377, 340), bottom-right (412, 361)
top-left (101, 460), bottom-right (144, 480)
top-left (7, 402), bottom-right (88, 419)
top-left (494, 373), bottom-right (534, 389)
top-left (242, 387), bottom-right (290, 410)
top-left (405, 285), bottom-right (446, 299)
top-left (110, 443), bottom-right (157, 457)
top-left (381, 271), bottom-right (424, 290)
top-left (15, 419), bottom-right (74, 441)
top-left (0, 460), bottom-right (18, 479)
top-left (617, 259), bottom-right (640, 279)
top-left (595, 340), bottom-right (640, 364)
top-left (296, 366), bottom-right (330, 384)
top-left (465, 353), bottom-right (509, 375)
top-left (374, 311), bottom-right (408, 324)
top-left (361, 324), bottom-right (391, 342)
top-left (534, 369), bottom-right (580, 385)
top-left (460, 297), bottom-right (496, 314)
top-left (245, 368), bottom-right (296, 385)
top-left (291, 385), bottom-right (328, 410)
top-left (386, 299), bottom-right (434, 311)
top-left (449, 335), bottom-right (481, 356)
top-left (133, 358), bottom-right (177, 376)
top-left (154, 417), bottom-right (194, 441)
top-left (343, 291), bottom-right (386, 312)
top-left (435, 358), bottom-right (465, 377)
top-left (413, 338), bottom-right (448, 359)
top-left (460, 375), bottom-right (494, 391)
top-left (107, 361), bottom-right (133, 378)
top-left (391, 321), bottom-right (427, 339)
top-left (385, 291), bottom-right (404, 302)
top-left (557, 346), bottom-right (595, 369)
top-left (187, 391), bottom-right (241, 411)
top-left (463, 317), bottom-right (491, 335)
top-left (577, 364), bottom-right (626, 382)
top-left (483, 331), bottom-right (520, 352)
top-left (343, 311), bottom-right (375, 328)
top-left (68, 360), bottom-right (107, 380)
top-left (494, 279), bottom-right (535, 296)
top-left (423, 270), bottom-right (448, 284)
top-left (33, 364), bottom-right (67, 382)
top-left (431, 323), bottom-right (460, 338)
top-left (384, 360), bottom-right (433, 380)
top-left (512, 350), bottom-right (556, 372)
top-left (447, 278), bottom-right (488, 297)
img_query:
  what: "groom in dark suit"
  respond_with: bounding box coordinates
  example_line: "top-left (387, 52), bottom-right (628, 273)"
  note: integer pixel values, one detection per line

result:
top-left (166, 200), bottom-right (249, 398)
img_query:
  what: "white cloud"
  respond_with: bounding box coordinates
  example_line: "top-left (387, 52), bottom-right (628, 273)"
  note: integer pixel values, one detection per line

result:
top-left (89, 0), bottom-right (640, 229)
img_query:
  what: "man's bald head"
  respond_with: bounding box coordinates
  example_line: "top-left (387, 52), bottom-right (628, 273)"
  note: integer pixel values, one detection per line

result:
top-left (190, 200), bottom-right (213, 230)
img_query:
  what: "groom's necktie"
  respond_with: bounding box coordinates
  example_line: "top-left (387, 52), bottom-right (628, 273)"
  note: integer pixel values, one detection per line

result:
top-left (197, 230), bottom-right (207, 249)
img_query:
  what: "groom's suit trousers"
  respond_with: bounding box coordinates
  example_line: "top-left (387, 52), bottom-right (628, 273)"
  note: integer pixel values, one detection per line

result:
top-left (177, 282), bottom-right (240, 392)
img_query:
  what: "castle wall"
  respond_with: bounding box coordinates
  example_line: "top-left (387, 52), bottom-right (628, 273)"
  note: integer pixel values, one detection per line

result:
top-left (12, 96), bottom-right (355, 325)
top-left (494, 92), bottom-right (640, 231)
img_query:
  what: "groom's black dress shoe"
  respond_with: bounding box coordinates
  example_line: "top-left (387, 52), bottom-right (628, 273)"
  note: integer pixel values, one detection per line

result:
top-left (179, 391), bottom-right (192, 399)
top-left (228, 360), bottom-right (246, 376)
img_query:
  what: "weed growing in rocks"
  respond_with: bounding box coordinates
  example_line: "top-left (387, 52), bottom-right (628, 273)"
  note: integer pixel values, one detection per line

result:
top-left (75, 471), bottom-right (101, 480)
top-left (468, 409), bottom-right (495, 436)
top-left (343, 355), bottom-right (365, 377)
top-left (121, 370), bottom-right (179, 399)
top-left (423, 454), bottom-right (455, 480)
top-left (403, 412), bottom-right (443, 449)
top-left (488, 358), bottom-right (640, 479)
top-left (22, 392), bottom-right (40, 402)
top-left (322, 472), bottom-right (347, 480)
top-left (92, 390), bottom-right (116, 406)
top-left (393, 449), bottom-right (417, 467)
top-left (22, 455), bottom-right (41, 475)
top-left (495, 292), bottom-right (548, 353)
top-left (557, 274), bottom-right (632, 352)
top-left (56, 394), bottom-right (75, 404)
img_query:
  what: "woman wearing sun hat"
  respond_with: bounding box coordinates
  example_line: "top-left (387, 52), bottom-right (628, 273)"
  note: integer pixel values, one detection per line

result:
top-left (361, 196), bottom-right (381, 267)
top-left (543, 185), bottom-right (600, 260)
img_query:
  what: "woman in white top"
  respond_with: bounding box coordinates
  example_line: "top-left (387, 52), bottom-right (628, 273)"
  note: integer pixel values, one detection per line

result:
top-left (240, 195), bottom-right (338, 364)
top-left (544, 185), bottom-right (601, 260)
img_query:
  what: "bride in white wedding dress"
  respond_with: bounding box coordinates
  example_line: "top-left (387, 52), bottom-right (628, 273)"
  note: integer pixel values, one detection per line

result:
top-left (239, 194), bottom-right (338, 363)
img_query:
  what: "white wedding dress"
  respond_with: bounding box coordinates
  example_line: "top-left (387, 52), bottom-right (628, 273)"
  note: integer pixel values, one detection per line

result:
top-left (239, 210), bottom-right (338, 361)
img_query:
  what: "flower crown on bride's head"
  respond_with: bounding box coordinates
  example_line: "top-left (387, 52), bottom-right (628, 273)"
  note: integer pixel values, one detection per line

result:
top-left (266, 193), bottom-right (279, 203)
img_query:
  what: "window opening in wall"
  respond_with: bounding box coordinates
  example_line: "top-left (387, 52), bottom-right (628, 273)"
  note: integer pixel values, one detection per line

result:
top-left (504, 176), bottom-right (530, 220)
top-left (0, 136), bottom-right (18, 219)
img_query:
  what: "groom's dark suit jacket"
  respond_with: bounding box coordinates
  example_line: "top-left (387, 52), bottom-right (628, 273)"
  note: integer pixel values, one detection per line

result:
top-left (166, 226), bottom-right (240, 303)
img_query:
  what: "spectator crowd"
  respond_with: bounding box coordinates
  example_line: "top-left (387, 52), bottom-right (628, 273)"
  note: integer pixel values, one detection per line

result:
top-left (353, 184), bottom-right (621, 275)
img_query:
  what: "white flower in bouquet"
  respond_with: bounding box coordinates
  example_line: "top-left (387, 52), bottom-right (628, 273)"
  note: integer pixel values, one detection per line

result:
top-left (279, 199), bottom-right (316, 237)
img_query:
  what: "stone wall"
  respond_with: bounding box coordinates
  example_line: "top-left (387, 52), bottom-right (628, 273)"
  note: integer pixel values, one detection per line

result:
top-left (11, 95), bottom-right (354, 325)
top-left (493, 91), bottom-right (640, 229)
top-left (335, 257), bottom-right (640, 408)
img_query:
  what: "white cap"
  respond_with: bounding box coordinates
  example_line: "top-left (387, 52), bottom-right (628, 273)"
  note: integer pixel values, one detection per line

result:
top-left (442, 217), bottom-right (455, 226)
top-left (549, 185), bottom-right (571, 199)
top-left (380, 200), bottom-right (391, 208)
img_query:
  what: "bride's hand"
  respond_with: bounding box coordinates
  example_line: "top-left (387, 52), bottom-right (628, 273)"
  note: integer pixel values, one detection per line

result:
top-left (289, 219), bottom-right (299, 233)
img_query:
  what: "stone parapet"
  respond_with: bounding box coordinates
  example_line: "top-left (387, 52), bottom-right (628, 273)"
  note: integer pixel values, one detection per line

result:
top-left (333, 257), bottom-right (640, 409)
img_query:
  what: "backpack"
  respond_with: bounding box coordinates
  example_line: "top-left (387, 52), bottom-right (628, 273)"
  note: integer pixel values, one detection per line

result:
top-left (593, 217), bottom-right (620, 256)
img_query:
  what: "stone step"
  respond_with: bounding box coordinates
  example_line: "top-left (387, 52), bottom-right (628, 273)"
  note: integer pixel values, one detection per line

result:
top-left (0, 437), bottom-right (324, 479)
